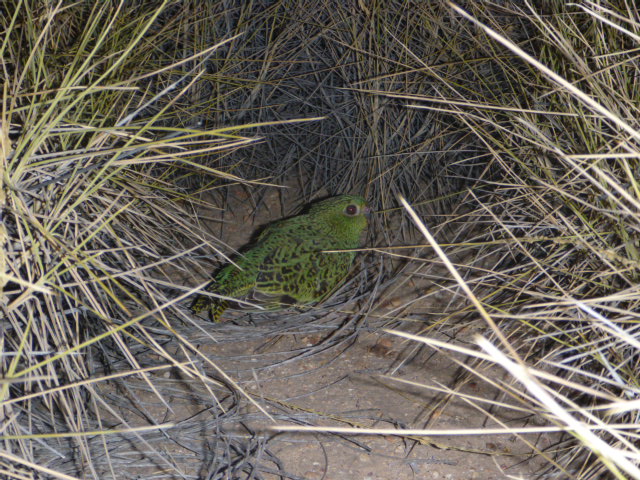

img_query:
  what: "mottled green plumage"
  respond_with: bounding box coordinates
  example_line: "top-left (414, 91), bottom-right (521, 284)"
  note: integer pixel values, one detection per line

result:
top-left (191, 195), bottom-right (369, 322)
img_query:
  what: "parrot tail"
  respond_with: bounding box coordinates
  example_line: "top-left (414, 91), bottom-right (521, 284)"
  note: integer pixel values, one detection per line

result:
top-left (190, 294), bottom-right (228, 322)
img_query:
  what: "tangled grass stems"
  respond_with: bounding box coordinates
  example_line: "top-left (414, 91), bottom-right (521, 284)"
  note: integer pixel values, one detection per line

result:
top-left (4, 0), bottom-right (640, 478)
top-left (1, 2), bottom-right (321, 478)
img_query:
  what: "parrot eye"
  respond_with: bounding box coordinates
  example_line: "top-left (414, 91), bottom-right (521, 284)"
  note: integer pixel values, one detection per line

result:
top-left (344, 204), bottom-right (359, 216)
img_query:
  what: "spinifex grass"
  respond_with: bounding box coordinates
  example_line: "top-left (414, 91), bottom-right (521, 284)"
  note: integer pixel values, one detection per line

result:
top-left (0, 2), bottom-right (320, 479)
top-left (6, 1), bottom-right (640, 479)
top-left (273, 3), bottom-right (640, 479)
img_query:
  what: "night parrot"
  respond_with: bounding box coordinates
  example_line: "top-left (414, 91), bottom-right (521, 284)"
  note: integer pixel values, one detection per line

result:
top-left (190, 195), bottom-right (369, 322)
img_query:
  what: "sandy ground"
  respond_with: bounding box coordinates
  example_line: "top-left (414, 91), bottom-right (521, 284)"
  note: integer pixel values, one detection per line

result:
top-left (192, 322), bottom-right (555, 480)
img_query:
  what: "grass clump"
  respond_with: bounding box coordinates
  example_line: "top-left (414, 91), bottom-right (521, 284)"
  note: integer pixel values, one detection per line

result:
top-left (313, 3), bottom-right (640, 479)
top-left (1, 2), bottom-right (284, 478)
top-left (3, 1), bottom-right (640, 479)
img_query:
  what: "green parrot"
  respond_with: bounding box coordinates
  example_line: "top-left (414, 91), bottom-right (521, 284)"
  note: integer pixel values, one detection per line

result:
top-left (190, 195), bottom-right (369, 322)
